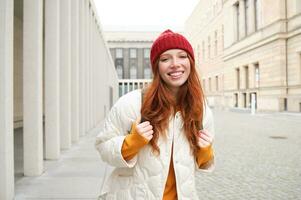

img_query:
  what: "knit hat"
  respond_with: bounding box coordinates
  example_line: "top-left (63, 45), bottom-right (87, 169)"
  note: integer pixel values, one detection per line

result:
top-left (150, 29), bottom-right (194, 69)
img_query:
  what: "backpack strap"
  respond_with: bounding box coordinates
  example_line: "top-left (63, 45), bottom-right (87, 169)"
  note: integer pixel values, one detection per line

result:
top-left (141, 89), bottom-right (146, 123)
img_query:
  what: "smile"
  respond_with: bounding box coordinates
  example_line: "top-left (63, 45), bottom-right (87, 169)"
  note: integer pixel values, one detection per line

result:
top-left (167, 71), bottom-right (184, 78)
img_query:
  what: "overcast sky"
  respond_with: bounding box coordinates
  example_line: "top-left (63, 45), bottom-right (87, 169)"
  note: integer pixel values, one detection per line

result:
top-left (94, 0), bottom-right (199, 31)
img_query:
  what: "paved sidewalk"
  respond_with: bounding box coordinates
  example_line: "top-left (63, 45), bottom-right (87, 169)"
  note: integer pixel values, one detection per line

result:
top-left (15, 110), bottom-right (301, 199)
top-left (15, 125), bottom-right (105, 200)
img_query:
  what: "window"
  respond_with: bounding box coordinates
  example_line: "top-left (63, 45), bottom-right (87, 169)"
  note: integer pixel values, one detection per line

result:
top-left (209, 77), bottom-right (212, 91)
top-left (143, 48), bottom-right (150, 58)
top-left (255, 63), bottom-right (259, 88)
top-left (255, 0), bottom-right (259, 30)
top-left (116, 65), bottom-right (123, 79)
top-left (116, 48), bottom-right (123, 58)
top-left (234, 93), bottom-right (238, 107)
top-left (236, 68), bottom-right (240, 89)
top-left (130, 49), bottom-right (137, 58)
top-left (245, 0), bottom-right (249, 34)
top-left (144, 66), bottom-right (152, 79)
top-left (214, 31), bottom-right (218, 56)
top-left (130, 65), bottom-right (137, 79)
top-left (245, 65), bottom-right (249, 89)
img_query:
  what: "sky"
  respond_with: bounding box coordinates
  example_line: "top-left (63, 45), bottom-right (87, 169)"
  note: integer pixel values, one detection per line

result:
top-left (94, 0), bottom-right (199, 31)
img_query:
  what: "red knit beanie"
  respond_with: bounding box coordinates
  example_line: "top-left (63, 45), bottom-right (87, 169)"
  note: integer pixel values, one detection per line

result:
top-left (150, 29), bottom-right (194, 70)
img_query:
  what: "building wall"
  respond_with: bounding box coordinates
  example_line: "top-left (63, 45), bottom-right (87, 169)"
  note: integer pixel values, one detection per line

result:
top-left (186, 0), bottom-right (301, 112)
top-left (105, 31), bottom-right (159, 96)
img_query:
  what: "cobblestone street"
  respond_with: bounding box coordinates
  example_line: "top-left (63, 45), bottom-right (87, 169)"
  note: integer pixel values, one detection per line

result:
top-left (196, 110), bottom-right (301, 200)
top-left (15, 110), bottom-right (301, 199)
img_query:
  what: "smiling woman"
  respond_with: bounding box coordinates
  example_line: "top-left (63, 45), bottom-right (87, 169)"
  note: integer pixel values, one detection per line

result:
top-left (158, 49), bottom-right (191, 94)
top-left (95, 29), bottom-right (215, 200)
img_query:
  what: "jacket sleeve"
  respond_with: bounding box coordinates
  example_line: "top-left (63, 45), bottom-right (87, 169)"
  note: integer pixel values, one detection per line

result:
top-left (95, 102), bottom-right (138, 168)
top-left (196, 104), bottom-right (215, 173)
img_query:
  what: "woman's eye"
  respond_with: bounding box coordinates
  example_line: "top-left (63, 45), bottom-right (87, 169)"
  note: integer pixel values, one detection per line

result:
top-left (160, 58), bottom-right (168, 62)
top-left (179, 55), bottom-right (188, 58)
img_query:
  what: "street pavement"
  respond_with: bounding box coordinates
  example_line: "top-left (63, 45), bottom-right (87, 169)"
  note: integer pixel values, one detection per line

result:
top-left (15, 110), bottom-right (301, 199)
top-left (196, 110), bottom-right (301, 200)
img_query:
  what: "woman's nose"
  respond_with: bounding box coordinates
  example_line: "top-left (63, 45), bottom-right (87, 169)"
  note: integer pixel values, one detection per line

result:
top-left (170, 57), bottom-right (180, 67)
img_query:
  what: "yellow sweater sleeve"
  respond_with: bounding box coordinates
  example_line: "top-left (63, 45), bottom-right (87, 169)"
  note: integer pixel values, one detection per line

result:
top-left (196, 145), bottom-right (214, 168)
top-left (121, 123), bottom-right (149, 161)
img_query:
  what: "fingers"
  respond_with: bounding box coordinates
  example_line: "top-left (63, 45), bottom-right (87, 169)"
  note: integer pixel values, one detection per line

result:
top-left (197, 130), bottom-right (213, 148)
top-left (135, 120), bottom-right (154, 141)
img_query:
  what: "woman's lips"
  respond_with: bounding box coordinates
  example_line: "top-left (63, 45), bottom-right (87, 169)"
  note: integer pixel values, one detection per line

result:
top-left (168, 71), bottom-right (184, 79)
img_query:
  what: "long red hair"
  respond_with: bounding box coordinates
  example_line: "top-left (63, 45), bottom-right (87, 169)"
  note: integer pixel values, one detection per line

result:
top-left (141, 55), bottom-right (205, 156)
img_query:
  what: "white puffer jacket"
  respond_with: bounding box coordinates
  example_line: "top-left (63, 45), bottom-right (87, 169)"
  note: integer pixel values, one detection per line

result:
top-left (95, 89), bottom-right (215, 200)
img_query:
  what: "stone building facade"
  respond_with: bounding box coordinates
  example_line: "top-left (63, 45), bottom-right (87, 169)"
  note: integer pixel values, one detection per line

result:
top-left (186, 0), bottom-right (301, 112)
top-left (105, 31), bottom-right (160, 96)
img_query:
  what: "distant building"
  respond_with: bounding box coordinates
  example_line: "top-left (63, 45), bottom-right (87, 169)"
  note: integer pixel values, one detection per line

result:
top-left (186, 0), bottom-right (301, 112)
top-left (105, 31), bottom-right (160, 96)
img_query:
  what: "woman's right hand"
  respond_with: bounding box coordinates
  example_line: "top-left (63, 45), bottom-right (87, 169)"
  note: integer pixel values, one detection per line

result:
top-left (135, 121), bottom-right (154, 141)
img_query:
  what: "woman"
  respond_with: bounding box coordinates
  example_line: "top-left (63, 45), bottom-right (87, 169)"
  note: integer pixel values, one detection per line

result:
top-left (95, 29), bottom-right (215, 200)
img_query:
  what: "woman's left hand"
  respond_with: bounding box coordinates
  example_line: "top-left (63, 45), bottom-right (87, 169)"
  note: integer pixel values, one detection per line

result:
top-left (197, 130), bottom-right (214, 148)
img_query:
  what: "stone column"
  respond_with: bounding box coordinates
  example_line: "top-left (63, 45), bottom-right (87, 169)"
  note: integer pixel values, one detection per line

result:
top-left (240, 66), bottom-right (246, 89)
top-left (71, 0), bottom-right (79, 142)
top-left (88, 8), bottom-right (92, 129)
top-left (249, 63), bottom-right (255, 88)
top-left (0, 0), bottom-right (14, 198)
top-left (249, 0), bottom-right (256, 33)
top-left (60, 0), bottom-right (71, 149)
top-left (78, 0), bottom-right (85, 136)
top-left (84, 0), bottom-right (89, 134)
top-left (239, 0), bottom-right (246, 39)
top-left (23, 0), bottom-right (44, 176)
top-left (45, 0), bottom-right (60, 159)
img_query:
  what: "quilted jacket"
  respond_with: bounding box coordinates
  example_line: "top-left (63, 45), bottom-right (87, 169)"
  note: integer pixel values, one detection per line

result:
top-left (95, 89), bottom-right (215, 200)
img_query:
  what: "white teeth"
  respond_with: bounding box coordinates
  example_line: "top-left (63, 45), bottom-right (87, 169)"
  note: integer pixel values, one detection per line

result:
top-left (169, 71), bottom-right (183, 77)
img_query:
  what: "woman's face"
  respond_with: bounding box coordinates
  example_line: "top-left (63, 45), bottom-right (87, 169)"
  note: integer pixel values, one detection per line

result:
top-left (158, 49), bottom-right (191, 94)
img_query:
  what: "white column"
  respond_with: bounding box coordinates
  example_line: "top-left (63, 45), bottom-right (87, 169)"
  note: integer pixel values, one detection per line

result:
top-left (249, 63), bottom-right (255, 88)
top-left (239, 0), bottom-right (246, 39)
top-left (88, 8), bottom-right (92, 129)
top-left (45, 0), bottom-right (60, 159)
top-left (240, 66), bottom-right (246, 89)
top-left (0, 0), bottom-right (14, 198)
top-left (78, 0), bottom-right (85, 136)
top-left (84, 0), bottom-right (89, 134)
top-left (249, 0), bottom-right (255, 33)
top-left (23, 0), bottom-right (44, 176)
top-left (92, 19), bottom-right (97, 127)
top-left (71, 0), bottom-right (79, 142)
top-left (60, 0), bottom-right (71, 149)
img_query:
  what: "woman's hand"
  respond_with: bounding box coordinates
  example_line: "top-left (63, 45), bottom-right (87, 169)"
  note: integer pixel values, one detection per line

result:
top-left (197, 130), bottom-right (214, 148)
top-left (135, 121), bottom-right (154, 141)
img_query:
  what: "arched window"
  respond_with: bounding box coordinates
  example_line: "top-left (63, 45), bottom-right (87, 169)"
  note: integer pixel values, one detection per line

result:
top-left (116, 65), bottom-right (123, 79)
top-left (130, 65), bottom-right (137, 79)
